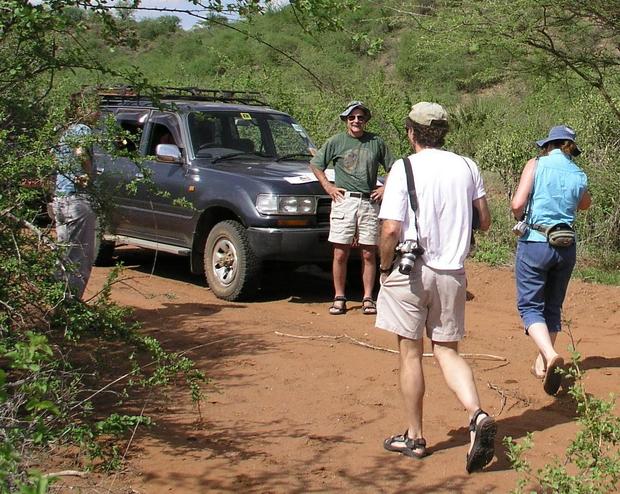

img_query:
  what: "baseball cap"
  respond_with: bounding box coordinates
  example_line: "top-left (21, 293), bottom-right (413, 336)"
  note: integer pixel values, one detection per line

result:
top-left (536, 125), bottom-right (581, 156)
top-left (408, 102), bottom-right (448, 126)
top-left (340, 100), bottom-right (371, 121)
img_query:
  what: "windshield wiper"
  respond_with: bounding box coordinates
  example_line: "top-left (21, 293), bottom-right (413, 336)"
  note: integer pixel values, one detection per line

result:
top-left (211, 152), bottom-right (249, 163)
top-left (276, 152), bottom-right (313, 162)
top-left (212, 151), bottom-right (272, 163)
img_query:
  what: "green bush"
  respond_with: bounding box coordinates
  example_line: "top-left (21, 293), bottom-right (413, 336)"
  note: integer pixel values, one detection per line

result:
top-left (505, 348), bottom-right (620, 494)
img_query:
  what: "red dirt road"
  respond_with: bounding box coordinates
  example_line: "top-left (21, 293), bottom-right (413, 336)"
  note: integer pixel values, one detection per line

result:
top-left (56, 249), bottom-right (620, 493)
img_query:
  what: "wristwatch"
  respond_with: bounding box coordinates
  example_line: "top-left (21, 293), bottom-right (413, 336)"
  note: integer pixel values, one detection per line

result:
top-left (379, 266), bottom-right (391, 274)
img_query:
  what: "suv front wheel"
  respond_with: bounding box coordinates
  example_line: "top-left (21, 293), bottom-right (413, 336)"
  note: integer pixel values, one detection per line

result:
top-left (204, 220), bottom-right (260, 301)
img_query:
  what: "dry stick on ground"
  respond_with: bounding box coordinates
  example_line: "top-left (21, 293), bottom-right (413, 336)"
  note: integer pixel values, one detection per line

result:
top-left (487, 382), bottom-right (531, 416)
top-left (42, 470), bottom-right (86, 479)
top-left (107, 400), bottom-right (149, 492)
top-left (274, 331), bottom-right (507, 361)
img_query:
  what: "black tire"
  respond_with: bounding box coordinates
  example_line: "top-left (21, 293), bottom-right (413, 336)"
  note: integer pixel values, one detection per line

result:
top-left (204, 220), bottom-right (261, 301)
top-left (93, 238), bottom-right (115, 266)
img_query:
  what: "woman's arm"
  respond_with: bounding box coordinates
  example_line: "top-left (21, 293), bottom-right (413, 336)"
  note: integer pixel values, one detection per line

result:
top-left (578, 189), bottom-right (592, 210)
top-left (511, 158), bottom-right (537, 220)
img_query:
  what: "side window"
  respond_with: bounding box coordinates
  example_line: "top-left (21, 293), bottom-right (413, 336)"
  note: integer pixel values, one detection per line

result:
top-left (145, 112), bottom-right (181, 157)
top-left (114, 110), bottom-right (148, 153)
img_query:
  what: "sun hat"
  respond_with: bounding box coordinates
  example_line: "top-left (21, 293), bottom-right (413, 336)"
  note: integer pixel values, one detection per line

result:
top-left (536, 125), bottom-right (581, 156)
top-left (340, 100), bottom-right (371, 121)
top-left (408, 102), bottom-right (448, 126)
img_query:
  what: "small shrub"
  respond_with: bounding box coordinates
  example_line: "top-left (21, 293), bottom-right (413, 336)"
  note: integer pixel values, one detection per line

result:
top-left (505, 348), bottom-right (620, 494)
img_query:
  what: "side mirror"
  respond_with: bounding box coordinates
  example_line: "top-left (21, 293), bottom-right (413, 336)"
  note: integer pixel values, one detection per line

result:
top-left (156, 143), bottom-right (182, 163)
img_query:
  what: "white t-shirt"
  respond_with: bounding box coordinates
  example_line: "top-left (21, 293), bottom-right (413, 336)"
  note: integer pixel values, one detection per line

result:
top-left (379, 148), bottom-right (486, 270)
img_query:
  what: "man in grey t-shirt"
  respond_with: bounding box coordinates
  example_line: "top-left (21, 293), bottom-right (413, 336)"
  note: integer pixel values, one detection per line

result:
top-left (309, 101), bottom-right (393, 316)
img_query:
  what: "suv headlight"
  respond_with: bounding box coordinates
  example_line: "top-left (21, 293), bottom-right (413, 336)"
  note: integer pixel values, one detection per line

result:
top-left (256, 194), bottom-right (316, 215)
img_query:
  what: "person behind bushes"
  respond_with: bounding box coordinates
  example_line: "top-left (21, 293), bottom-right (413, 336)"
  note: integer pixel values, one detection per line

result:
top-left (309, 101), bottom-right (394, 316)
top-left (375, 102), bottom-right (496, 473)
top-left (52, 91), bottom-right (100, 299)
top-left (511, 125), bottom-right (592, 395)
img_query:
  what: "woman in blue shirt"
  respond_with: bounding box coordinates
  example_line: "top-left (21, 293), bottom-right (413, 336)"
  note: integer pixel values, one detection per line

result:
top-left (511, 125), bottom-right (592, 395)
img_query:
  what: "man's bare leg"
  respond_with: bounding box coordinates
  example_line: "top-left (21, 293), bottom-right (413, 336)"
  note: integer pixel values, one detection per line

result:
top-left (332, 243), bottom-right (350, 298)
top-left (360, 244), bottom-right (377, 301)
top-left (399, 336), bottom-right (425, 442)
top-left (432, 340), bottom-right (484, 454)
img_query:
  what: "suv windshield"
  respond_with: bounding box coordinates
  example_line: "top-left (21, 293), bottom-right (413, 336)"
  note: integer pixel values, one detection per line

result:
top-left (188, 111), bottom-right (315, 161)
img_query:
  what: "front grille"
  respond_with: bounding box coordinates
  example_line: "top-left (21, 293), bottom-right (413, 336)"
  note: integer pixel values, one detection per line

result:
top-left (317, 197), bottom-right (331, 226)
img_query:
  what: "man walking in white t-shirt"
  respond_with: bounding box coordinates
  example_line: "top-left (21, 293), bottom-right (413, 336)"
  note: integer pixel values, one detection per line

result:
top-left (376, 102), bottom-right (496, 473)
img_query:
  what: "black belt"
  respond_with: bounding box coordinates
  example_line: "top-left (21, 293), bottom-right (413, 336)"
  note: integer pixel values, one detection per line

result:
top-left (347, 191), bottom-right (371, 199)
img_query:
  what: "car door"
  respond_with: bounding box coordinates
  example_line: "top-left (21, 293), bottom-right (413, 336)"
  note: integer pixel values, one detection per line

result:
top-left (134, 111), bottom-right (197, 247)
top-left (95, 108), bottom-right (150, 237)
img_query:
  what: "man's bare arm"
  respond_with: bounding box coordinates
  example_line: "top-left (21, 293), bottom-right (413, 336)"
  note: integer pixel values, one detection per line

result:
top-left (379, 219), bottom-right (402, 271)
top-left (473, 196), bottom-right (491, 232)
top-left (309, 164), bottom-right (345, 201)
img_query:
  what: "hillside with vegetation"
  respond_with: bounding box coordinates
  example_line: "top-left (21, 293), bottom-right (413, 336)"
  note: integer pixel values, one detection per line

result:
top-left (1, 1), bottom-right (619, 491)
top-left (86, 1), bottom-right (619, 278)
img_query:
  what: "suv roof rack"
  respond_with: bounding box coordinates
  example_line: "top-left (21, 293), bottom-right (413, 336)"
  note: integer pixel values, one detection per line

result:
top-left (97, 85), bottom-right (268, 107)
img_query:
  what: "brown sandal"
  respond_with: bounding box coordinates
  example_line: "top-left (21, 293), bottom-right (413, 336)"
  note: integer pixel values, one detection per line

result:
top-left (362, 297), bottom-right (377, 315)
top-left (466, 409), bottom-right (496, 473)
top-left (384, 431), bottom-right (429, 459)
top-left (543, 356), bottom-right (564, 395)
top-left (329, 296), bottom-right (347, 315)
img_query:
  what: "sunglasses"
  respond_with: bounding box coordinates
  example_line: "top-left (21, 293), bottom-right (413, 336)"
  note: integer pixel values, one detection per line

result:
top-left (347, 115), bottom-right (366, 122)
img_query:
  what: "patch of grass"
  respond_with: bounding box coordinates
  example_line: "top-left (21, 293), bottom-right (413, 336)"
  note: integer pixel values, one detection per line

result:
top-left (574, 249), bottom-right (620, 286)
top-left (472, 233), bottom-right (514, 266)
top-left (573, 267), bottom-right (620, 286)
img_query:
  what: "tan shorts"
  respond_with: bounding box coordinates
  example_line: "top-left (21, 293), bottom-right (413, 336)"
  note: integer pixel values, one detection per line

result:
top-left (328, 193), bottom-right (380, 245)
top-left (376, 261), bottom-right (467, 342)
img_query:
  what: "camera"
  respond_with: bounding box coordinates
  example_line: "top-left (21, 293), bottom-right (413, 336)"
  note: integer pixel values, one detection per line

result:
top-left (396, 240), bottom-right (425, 275)
top-left (512, 221), bottom-right (529, 237)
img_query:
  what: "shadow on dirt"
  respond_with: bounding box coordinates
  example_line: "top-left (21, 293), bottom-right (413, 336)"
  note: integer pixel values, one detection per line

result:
top-left (109, 247), bottom-right (373, 303)
top-left (580, 355), bottom-right (620, 372)
top-left (428, 385), bottom-right (580, 473)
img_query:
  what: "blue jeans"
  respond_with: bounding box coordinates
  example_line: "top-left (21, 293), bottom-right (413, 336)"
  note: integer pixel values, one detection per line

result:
top-left (515, 241), bottom-right (576, 332)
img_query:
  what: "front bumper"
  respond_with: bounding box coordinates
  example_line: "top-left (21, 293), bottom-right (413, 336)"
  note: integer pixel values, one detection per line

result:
top-left (247, 226), bottom-right (332, 262)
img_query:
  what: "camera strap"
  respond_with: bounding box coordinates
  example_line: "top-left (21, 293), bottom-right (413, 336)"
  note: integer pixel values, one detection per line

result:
top-left (402, 157), bottom-right (421, 237)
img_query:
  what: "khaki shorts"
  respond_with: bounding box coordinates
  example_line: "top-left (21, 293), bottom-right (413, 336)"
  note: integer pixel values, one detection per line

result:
top-left (328, 193), bottom-right (380, 245)
top-left (376, 261), bottom-right (467, 342)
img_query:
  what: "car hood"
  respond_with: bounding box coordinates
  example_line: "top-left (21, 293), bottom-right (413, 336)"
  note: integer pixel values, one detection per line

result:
top-left (200, 158), bottom-right (318, 180)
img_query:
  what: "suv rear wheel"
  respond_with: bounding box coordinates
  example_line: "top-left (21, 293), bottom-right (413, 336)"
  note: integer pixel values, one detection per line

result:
top-left (93, 231), bottom-right (116, 266)
top-left (94, 240), bottom-right (115, 266)
top-left (204, 220), bottom-right (260, 301)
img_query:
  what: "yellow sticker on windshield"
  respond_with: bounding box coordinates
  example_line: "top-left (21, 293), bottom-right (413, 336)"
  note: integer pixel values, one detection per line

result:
top-left (240, 112), bottom-right (252, 120)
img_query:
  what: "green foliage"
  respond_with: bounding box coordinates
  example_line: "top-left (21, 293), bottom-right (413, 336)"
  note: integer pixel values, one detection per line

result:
top-left (2, 0), bottom-right (620, 488)
top-left (0, 3), bottom-right (212, 491)
top-left (395, 9), bottom-right (509, 95)
top-left (505, 349), bottom-right (620, 494)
